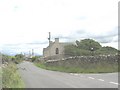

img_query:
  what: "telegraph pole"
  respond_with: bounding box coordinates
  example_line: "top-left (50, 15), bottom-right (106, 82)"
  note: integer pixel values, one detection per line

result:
top-left (48, 32), bottom-right (51, 45)
top-left (32, 49), bottom-right (34, 57)
top-left (29, 50), bottom-right (31, 58)
top-left (48, 32), bottom-right (51, 59)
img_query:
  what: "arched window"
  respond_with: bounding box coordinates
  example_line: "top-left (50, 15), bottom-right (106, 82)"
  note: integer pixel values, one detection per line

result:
top-left (56, 48), bottom-right (59, 54)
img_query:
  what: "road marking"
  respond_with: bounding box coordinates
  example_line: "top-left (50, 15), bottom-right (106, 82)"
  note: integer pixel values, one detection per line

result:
top-left (74, 74), bottom-right (79, 76)
top-left (98, 79), bottom-right (104, 81)
top-left (70, 73), bottom-right (81, 76)
top-left (109, 82), bottom-right (119, 85)
top-left (88, 77), bottom-right (95, 79)
top-left (70, 73), bottom-right (74, 75)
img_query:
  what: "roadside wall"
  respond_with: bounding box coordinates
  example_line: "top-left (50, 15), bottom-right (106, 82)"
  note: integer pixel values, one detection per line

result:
top-left (45, 54), bottom-right (118, 67)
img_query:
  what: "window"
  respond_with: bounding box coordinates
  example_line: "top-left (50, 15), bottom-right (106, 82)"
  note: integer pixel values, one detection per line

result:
top-left (56, 48), bottom-right (59, 54)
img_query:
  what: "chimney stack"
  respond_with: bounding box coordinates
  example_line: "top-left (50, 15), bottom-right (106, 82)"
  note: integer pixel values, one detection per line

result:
top-left (48, 32), bottom-right (51, 45)
top-left (55, 38), bottom-right (59, 43)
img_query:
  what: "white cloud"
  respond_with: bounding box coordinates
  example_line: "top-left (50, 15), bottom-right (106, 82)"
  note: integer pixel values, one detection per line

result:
top-left (101, 42), bottom-right (118, 50)
top-left (0, 0), bottom-right (119, 55)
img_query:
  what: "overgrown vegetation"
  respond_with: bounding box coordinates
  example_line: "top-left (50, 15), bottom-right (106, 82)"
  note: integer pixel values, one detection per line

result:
top-left (0, 67), bottom-right (2, 89)
top-left (2, 54), bottom-right (24, 64)
top-left (2, 62), bottom-right (25, 88)
top-left (35, 61), bottom-right (118, 73)
top-left (2, 54), bottom-right (25, 88)
top-left (0, 68), bottom-right (1, 75)
top-left (2, 54), bottom-right (11, 64)
top-left (64, 39), bottom-right (118, 56)
top-left (13, 54), bottom-right (24, 64)
top-left (31, 56), bottom-right (41, 62)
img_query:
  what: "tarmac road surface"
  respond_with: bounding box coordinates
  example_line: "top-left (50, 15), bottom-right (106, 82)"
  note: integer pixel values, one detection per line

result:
top-left (18, 61), bottom-right (119, 88)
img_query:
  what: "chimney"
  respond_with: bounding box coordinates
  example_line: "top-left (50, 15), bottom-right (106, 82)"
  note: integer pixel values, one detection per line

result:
top-left (55, 38), bottom-right (59, 43)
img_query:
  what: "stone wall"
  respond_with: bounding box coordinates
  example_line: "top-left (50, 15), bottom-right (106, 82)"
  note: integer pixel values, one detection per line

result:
top-left (45, 54), bottom-right (118, 67)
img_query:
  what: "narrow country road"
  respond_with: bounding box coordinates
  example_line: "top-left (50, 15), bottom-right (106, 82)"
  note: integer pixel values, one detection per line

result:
top-left (18, 61), bottom-right (119, 88)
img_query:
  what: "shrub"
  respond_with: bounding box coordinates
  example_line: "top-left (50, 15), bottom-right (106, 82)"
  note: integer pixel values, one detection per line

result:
top-left (2, 63), bottom-right (25, 88)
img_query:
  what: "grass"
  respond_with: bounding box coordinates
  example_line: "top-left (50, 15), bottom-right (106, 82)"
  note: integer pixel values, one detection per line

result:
top-left (35, 62), bottom-right (118, 73)
top-left (0, 67), bottom-right (2, 89)
top-left (0, 67), bottom-right (1, 74)
top-left (2, 63), bottom-right (25, 88)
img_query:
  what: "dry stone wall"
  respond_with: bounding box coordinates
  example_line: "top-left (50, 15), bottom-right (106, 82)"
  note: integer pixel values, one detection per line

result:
top-left (45, 54), bottom-right (118, 67)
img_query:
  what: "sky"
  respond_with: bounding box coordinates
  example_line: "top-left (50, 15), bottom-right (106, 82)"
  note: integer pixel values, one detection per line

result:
top-left (0, 0), bottom-right (119, 56)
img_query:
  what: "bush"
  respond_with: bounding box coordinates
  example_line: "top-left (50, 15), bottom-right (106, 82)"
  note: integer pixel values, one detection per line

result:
top-left (64, 39), bottom-right (118, 56)
top-left (12, 54), bottom-right (25, 64)
top-left (31, 56), bottom-right (37, 62)
top-left (2, 63), bottom-right (25, 88)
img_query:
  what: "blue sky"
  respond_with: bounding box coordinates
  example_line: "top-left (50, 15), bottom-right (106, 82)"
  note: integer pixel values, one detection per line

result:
top-left (0, 0), bottom-right (119, 55)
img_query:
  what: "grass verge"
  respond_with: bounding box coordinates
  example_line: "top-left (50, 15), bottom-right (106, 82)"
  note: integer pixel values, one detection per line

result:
top-left (35, 62), bottom-right (118, 73)
top-left (2, 63), bottom-right (25, 88)
top-left (0, 67), bottom-right (2, 89)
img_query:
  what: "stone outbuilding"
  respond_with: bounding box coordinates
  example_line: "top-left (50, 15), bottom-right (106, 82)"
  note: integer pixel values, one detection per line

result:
top-left (43, 38), bottom-right (71, 60)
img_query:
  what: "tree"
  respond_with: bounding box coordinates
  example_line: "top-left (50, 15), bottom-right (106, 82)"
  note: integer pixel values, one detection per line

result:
top-left (64, 38), bottom-right (118, 56)
top-left (64, 45), bottom-right (77, 56)
top-left (76, 39), bottom-right (102, 51)
top-left (31, 56), bottom-right (37, 62)
top-left (95, 46), bottom-right (118, 55)
top-left (15, 54), bottom-right (24, 59)
top-left (2, 54), bottom-right (10, 64)
top-left (14, 54), bottom-right (24, 64)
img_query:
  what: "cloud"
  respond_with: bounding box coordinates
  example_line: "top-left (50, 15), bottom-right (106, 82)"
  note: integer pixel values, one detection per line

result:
top-left (74, 27), bottom-right (118, 44)
top-left (75, 16), bottom-right (87, 20)
top-left (52, 27), bottom-right (118, 44)
top-left (90, 27), bottom-right (118, 43)
top-left (25, 41), bottom-right (48, 45)
top-left (0, 0), bottom-right (118, 55)
top-left (1, 42), bottom-right (49, 55)
top-left (1, 26), bottom-right (118, 55)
